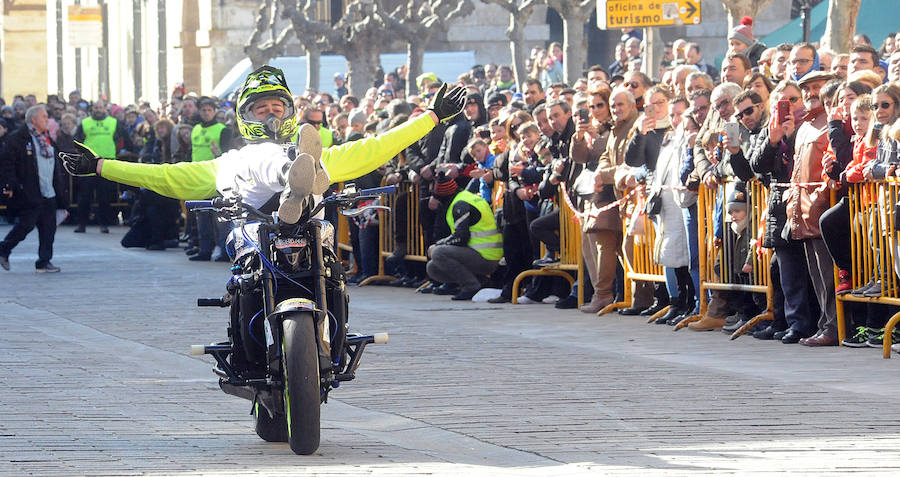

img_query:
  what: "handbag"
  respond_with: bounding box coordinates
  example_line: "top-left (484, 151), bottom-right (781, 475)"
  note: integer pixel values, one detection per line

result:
top-left (644, 188), bottom-right (662, 216)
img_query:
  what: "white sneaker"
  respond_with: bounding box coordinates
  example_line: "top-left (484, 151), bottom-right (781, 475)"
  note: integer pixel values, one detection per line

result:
top-left (893, 342), bottom-right (900, 354)
top-left (278, 152), bottom-right (316, 224)
top-left (541, 295), bottom-right (560, 304)
top-left (296, 123), bottom-right (330, 195)
top-left (517, 296), bottom-right (540, 304)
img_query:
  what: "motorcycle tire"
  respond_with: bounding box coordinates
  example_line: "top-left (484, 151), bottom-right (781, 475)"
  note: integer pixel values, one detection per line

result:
top-left (281, 312), bottom-right (321, 455)
top-left (253, 401), bottom-right (288, 442)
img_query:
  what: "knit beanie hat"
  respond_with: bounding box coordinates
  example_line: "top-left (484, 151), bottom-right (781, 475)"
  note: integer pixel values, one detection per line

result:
top-left (728, 17), bottom-right (755, 47)
top-left (726, 184), bottom-right (748, 213)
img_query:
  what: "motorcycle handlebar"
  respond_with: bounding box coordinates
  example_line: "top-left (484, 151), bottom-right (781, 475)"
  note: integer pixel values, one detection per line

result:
top-left (184, 200), bottom-right (213, 210)
top-left (185, 197), bottom-right (228, 210)
top-left (356, 185), bottom-right (397, 197)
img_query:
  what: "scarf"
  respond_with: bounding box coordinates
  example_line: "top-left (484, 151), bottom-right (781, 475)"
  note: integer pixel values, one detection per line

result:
top-left (27, 124), bottom-right (52, 159)
top-left (791, 51), bottom-right (820, 82)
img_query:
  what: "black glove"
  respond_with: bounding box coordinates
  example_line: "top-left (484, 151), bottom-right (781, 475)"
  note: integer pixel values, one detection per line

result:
top-left (60, 141), bottom-right (100, 176)
top-left (428, 83), bottom-right (466, 123)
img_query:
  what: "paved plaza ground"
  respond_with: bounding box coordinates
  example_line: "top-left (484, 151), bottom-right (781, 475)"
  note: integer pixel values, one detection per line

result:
top-left (2, 225), bottom-right (900, 476)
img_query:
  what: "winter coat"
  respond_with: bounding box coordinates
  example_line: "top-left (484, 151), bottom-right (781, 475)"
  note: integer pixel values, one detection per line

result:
top-left (782, 114), bottom-right (830, 240)
top-left (715, 113), bottom-right (767, 182)
top-left (0, 126), bottom-right (69, 211)
top-left (750, 126), bottom-right (793, 248)
top-left (650, 130), bottom-right (690, 268)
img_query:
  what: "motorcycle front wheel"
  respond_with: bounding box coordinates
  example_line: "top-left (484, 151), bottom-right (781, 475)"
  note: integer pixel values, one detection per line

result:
top-left (281, 312), bottom-right (321, 454)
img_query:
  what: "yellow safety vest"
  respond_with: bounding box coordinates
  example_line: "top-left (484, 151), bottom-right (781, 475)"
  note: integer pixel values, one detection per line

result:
top-left (447, 190), bottom-right (503, 261)
top-left (82, 116), bottom-right (117, 159)
top-left (191, 123), bottom-right (226, 162)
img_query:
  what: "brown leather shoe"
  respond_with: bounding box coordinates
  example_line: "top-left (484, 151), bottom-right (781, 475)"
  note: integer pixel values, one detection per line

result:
top-left (801, 332), bottom-right (837, 347)
top-left (687, 316), bottom-right (726, 331)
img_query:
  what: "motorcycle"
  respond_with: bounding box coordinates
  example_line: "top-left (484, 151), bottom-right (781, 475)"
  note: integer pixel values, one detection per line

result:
top-left (185, 185), bottom-right (394, 455)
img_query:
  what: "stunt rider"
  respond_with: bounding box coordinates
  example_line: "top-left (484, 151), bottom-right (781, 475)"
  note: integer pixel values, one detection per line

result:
top-left (60, 66), bottom-right (466, 222)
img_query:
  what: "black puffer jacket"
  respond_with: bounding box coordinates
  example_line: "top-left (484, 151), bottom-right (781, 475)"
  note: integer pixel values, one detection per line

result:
top-left (750, 127), bottom-right (795, 248)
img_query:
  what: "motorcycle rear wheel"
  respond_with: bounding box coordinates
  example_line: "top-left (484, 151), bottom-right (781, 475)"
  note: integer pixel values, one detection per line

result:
top-left (281, 312), bottom-right (321, 455)
top-left (253, 401), bottom-right (288, 442)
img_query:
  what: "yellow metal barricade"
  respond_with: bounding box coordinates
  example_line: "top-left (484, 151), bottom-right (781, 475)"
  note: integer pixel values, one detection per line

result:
top-left (359, 181), bottom-right (429, 286)
top-left (597, 187), bottom-right (670, 322)
top-left (511, 184), bottom-right (584, 307)
top-left (674, 180), bottom-right (775, 336)
top-left (836, 179), bottom-right (900, 357)
top-left (491, 181), bottom-right (505, 212)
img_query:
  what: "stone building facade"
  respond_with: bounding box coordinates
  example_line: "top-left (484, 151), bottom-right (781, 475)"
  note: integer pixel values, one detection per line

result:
top-left (2, 0), bottom-right (792, 104)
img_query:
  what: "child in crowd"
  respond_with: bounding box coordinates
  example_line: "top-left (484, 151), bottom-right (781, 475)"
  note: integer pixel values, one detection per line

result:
top-left (465, 138), bottom-right (496, 202)
top-left (722, 184), bottom-right (761, 326)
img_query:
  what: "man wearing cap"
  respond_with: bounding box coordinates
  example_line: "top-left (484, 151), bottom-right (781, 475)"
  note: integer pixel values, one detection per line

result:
top-left (754, 72), bottom-right (837, 346)
top-left (425, 173), bottom-right (502, 301)
top-left (463, 93), bottom-right (487, 128)
top-left (484, 93), bottom-right (507, 121)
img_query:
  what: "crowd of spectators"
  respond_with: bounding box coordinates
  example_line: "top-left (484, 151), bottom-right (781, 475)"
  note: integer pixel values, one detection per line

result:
top-left (4, 19), bottom-right (900, 353)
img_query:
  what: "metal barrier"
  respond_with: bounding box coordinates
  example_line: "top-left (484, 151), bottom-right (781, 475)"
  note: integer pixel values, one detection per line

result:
top-left (491, 181), bottom-right (505, 212)
top-left (674, 180), bottom-right (775, 337)
top-left (511, 183), bottom-right (584, 307)
top-left (335, 208), bottom-right (355, 274)
top-left (359, 181), bottom-right (428, 286)
top-left (836, 179), bottom-right (900, 358)
top-left (598, 187), bottom-right (670, 322)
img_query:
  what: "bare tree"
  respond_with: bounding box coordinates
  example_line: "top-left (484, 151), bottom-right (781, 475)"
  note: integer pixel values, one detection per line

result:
top-left (719, 0), bottom-right (776, 32)
top-left (482, 0), bottom-right (538, 90)
top-left (245, 0), bottom-right (293, 71)
top-left (820, 0), bottom-right (862, 53)
top-left (544, 0), bottom-right (593, 84)
top-left (283, 0), bottom-right (396, 97)
top-left (383, 0), bottom-right (473, 96)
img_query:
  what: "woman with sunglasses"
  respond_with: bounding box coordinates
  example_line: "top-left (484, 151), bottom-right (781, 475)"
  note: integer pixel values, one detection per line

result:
top-left (570, 89), bottom-right (614, 313)
top-left (623, 85), bottom-right (695, 324)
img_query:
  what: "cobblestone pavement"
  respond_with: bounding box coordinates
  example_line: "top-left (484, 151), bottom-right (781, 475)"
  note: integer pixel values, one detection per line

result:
top-left (2, 225), bottom-right (900, 476)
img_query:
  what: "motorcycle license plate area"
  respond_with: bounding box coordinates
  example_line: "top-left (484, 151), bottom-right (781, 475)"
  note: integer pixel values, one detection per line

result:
top-left (275, 237), bottom-right (307, 250)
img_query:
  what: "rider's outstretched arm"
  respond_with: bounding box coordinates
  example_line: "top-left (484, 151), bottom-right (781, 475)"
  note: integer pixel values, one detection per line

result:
top-left (321, 112), bottom-right (437, 183)
top-left (100, 159), bottom-right (220, 200)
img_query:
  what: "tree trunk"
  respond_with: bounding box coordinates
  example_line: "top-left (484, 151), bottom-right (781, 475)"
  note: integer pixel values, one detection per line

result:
top-left (345, 47), bottom-right (379, 98)
top-left (720, 0), bottom-right (776, 33)
top-left (406, 40), bottom-right (425, 97)
top-left (560, 13), bottom-right (588, 85)
top-left (821, 0), bottom-right (861, 53)
top-left (641, 27), bottom-right (664, 81)
top-left (508, 15), bottom-right (528, 89)
top-left (306, 46), bottom-right (321, 92)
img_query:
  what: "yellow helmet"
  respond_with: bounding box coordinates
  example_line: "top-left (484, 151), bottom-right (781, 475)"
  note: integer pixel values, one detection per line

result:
top-left (235, 65), bottom-right (297, 143)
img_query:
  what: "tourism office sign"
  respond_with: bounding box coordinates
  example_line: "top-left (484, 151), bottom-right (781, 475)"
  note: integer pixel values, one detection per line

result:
top-left (597, 0), bottom-right (702, 29)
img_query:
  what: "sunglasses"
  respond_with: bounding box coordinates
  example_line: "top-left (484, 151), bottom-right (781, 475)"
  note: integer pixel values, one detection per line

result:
top-left (626, 81), bottom-right (641, 89)
top-left (589, 102), bottom-right (606, 109)
top-left (785, 96), bottom-right (801, 104)
top-left (874, 101), bottom-right (895, 110)
top-left (306, 120), bottom-right (322, 126)
top-left (735, 103), bottom-right (759, 120)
